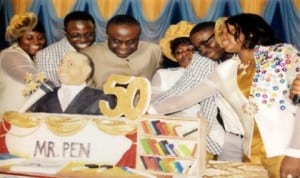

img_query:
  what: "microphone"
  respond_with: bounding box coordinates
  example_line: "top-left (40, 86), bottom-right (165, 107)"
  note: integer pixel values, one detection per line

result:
top-left (18, 80), bottom-right (56, 112)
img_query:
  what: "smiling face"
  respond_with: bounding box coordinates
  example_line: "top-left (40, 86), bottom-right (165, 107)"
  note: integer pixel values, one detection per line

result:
top-left (174, 44), bottom-right (194, 68)
top-left (18, 30), bottom-right (46, 58)
top-left (219, 24), bottom-right (245, 54)
top-left (65, 20), bottom-right (95, 51)
top-left (58, 52), bottom-right (92, 85)
top-left (190, 28), bottom-right (225, 61)
top-left (107, 24), bottom-right (140, 58)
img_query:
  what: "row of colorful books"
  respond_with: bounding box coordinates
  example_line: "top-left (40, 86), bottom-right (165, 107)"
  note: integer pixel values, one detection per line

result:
top-left (140, 138), bottom-right (197, 157)
top-left (140, 155), bottom-right (193, 174)
top-left (141, 120), bottom-right (198, 137)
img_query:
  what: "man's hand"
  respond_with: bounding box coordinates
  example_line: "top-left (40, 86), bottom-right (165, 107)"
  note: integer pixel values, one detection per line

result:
top-left (280, 156), bottom-right (300, 178)
top-left (290, 74), bottom-right (300, 100)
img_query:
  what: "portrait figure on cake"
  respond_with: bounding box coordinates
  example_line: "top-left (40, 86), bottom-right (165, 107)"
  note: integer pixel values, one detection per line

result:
top-left (2, 51), bottom-right (149, 168)
top-left (29, 51), bottom-right (116, 115)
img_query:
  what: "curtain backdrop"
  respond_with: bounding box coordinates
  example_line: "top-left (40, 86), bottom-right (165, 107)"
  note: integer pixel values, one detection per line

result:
top-left (1, 0), bottom-right (300, 50)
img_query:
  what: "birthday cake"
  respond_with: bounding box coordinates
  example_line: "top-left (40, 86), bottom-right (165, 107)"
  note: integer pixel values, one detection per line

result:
top-left (0, 74), bottom-right (153, 168)
top-left (0, 75), bottom-right (208, 177)
top-left (0, 111), bottom-right (138, 168)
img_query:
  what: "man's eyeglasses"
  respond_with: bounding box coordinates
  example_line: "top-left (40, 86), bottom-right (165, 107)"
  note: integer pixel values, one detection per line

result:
top-left (66, 32), bottom-right (95, 41)
top-left (198, 33), bottom-right (215, 50)
top-left (108, 37), bottom-right (139, 46)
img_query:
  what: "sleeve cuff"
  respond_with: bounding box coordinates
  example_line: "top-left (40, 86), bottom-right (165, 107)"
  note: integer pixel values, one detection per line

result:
top-left (285, 148), bottom-right (300, 158)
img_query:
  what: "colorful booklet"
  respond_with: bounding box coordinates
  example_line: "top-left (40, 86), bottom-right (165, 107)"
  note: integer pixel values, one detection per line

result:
top-left (0, 153), bottom-right (25, 166)
top-left (10, 159), bottom-right (68, 174)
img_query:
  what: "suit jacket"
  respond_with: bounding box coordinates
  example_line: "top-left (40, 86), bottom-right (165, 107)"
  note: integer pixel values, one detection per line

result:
top-left (83, 41), bottom-right (162, 89)
top-left (30, 87), bottom-right (116, 115)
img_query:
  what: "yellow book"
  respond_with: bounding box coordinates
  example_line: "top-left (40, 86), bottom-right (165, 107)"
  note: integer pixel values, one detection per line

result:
top-left (155, 142), bottom-right (165, 156)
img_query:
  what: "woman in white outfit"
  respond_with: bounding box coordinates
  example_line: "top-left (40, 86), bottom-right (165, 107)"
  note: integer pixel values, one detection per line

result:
top-left (0, 12), bottom-right (48, 115)
top-left (151, 21), bottom-right (200, 117)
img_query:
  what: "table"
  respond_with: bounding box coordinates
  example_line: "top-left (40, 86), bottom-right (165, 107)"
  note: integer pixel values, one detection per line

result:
top-left (0, 161), bottom-right (268, 178)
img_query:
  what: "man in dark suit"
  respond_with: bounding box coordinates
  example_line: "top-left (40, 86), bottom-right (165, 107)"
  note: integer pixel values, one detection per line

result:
top-left (30, 51), bottom-right (115, 115)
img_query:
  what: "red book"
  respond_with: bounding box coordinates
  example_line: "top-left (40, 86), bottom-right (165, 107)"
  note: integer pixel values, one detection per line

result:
top-left (159, 122), bottom-right (169, 135)
top-left (148, 156), bottom-right (160, 171)
top-left (140, 156), bottom-right (159, 171)
top-left (140, 156), bottom-right (156, 170)
top-left (156, 121), bottom-right (166, 135)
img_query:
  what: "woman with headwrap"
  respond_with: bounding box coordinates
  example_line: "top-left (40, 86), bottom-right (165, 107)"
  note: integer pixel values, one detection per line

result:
top-left (0, 12), bottom-right (50, 114)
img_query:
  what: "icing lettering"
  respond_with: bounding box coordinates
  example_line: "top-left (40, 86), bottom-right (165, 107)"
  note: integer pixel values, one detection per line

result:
top-left (33, 140), bottom-right (90, 158)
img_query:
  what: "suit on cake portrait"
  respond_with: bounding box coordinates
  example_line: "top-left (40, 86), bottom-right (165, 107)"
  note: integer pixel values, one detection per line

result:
top-left (29, 51), bottom-right (115, 115)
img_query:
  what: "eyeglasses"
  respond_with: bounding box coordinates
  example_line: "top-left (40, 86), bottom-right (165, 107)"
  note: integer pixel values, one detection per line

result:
top-left (198, 33), bottom-right (215, 50)
top-left (66, 32), bottom-right (95, 41)
top-left (108, 37), bottom-right (139, 46)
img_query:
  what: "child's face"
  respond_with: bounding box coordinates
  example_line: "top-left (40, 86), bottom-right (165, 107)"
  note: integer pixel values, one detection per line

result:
top-left (58, 52), bottom-right (91, 85)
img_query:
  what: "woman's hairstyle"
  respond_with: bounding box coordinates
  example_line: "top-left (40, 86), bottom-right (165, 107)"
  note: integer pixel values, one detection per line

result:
top-left (225, 13), bottom-right (280, 49)
top-left (170, 37), bottom-right (193, 57)
top-left (5, 12), bottom-right (45, 43)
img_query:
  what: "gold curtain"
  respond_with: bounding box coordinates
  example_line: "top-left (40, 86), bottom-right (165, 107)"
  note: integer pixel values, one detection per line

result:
top-left (52, 0), bottom-right (75, 18)
top-left (240, 0), bottom-right (266, 15)
top-left (12, 0), bottom-right (31, 14)
top-left (96, 0), bottom-right (121, 19)
top-left (11, 0), bottom-right (300, 20)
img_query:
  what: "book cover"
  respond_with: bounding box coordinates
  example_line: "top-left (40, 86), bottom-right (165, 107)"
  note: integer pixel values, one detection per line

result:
top-left (140, 138), bottom-right (152, 154)
top-left (0, 153), bottom-right (25, 166)
top-left (158, 140), bottom-right (170, 155)
top-left (165, 143), bottom-right (177, 156)
top-left (140, 120), bottom-right (150, 134)
top-left (175, 124), bottom-right (198, 137)
top-left (140, 156), bottom-right (156, 171)
top-left (150, 120), bottom-right (161, 135)
top-left (139, 155), bottom-right (148, 169)
top-left (154, 142), bottom-right (165, 156)
top-left (10, 159), bottom-right (68, 174)
top-left (178, 144), bottom-right (192, 156)
top-left (156, 121), bottom-right (168, 135)
top-left (161, 157), bottom-right (175, 172)
top-left (147, 139), bottom-right (160, 155)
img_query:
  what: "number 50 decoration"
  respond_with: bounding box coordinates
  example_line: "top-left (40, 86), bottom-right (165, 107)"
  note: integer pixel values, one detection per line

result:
top-left (99, 74), bottom-right (151, 120)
